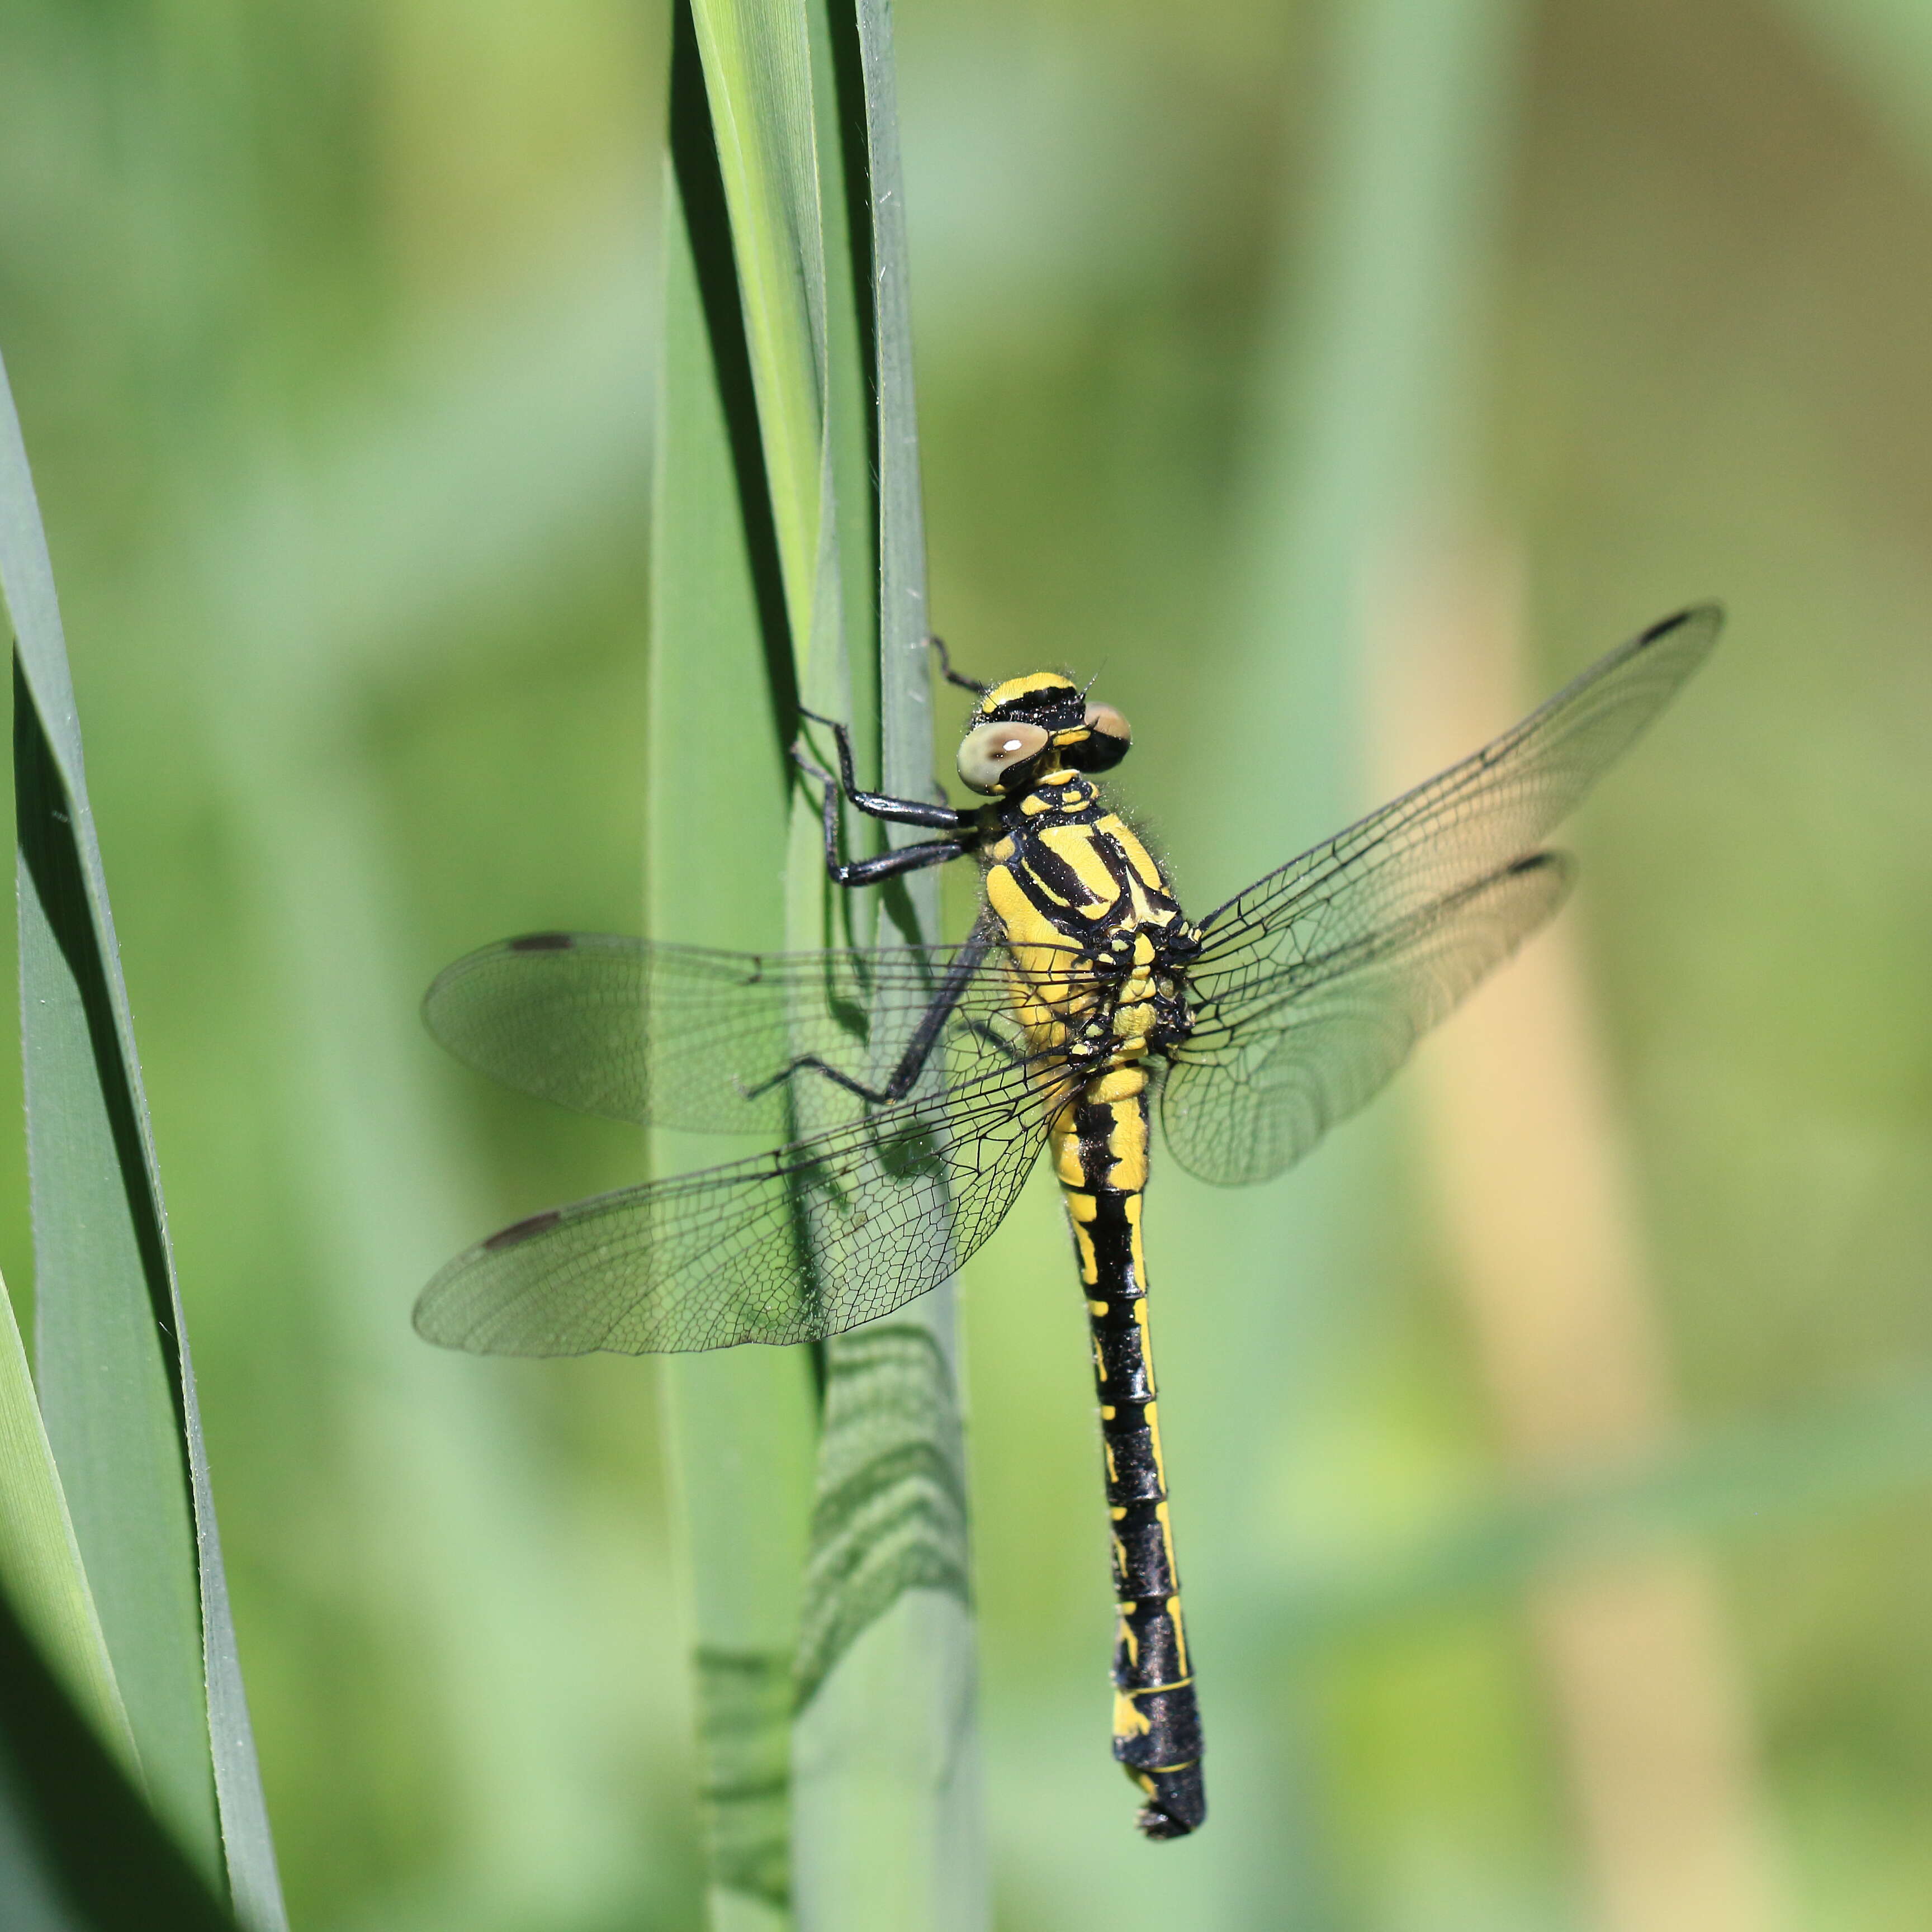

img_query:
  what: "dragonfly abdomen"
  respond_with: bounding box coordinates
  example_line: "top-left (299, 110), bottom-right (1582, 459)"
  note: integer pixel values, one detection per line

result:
top-left (1055, 1079), bottom-right (1206, 1840)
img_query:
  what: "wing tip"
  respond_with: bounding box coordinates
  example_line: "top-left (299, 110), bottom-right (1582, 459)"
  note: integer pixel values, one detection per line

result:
top-left (1505, 847), bottom-right (1575, 887)
top-left (411, 1280), bottom-right (600, 1358)
top-left (1499, 847), bottom-right (1576, 926)
top-left (410, 1285), bottom-right (479, 1353)
top-left (1637, 600), bottom-right (1725, 652)
top-left (413, 1216), bottom-right (581, 1356)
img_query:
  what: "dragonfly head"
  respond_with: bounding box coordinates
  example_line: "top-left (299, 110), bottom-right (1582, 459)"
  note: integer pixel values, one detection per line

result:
top-left (956, 673), bottom-right (1133, 794)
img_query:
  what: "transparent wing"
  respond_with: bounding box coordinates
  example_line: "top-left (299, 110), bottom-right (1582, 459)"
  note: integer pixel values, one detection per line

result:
top-left (413, 1053), bottom-right (1072, 1355)
top-left (1189, 605), bottom-right (1719, 995)
top-left (1163, 853), bottom-right (1571, 1185)
top-left (423, 927), bottom-right (1090, 1134)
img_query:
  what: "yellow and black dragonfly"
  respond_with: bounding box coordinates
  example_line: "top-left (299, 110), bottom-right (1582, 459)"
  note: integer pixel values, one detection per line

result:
top-left (415, 604), bottom-right (1720, 1840)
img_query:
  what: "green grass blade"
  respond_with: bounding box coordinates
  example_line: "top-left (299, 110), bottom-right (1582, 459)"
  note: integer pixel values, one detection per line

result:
top-left (0, 1265), bottom-right (135, 1779)
top-left (690, 0), bottom-right (831, 650)
top-left (788, 4), bottom-right (987, 1924)
top-left (652, 15), bottom-right (820, 1926)
top-left (1276, 1366), bottom-right (1932, 1639)
top-left (792, 1328), bottom-right (981, 1925)
top-left (12, 577), bottom-right (210, 1875)
top-left (0, 1578), bottom-right (236, 1931)
top-left (859, 0), bottom-right (931, 767)
top-left (655, 1), bottom-right (986, 1919)
top-left (0, 353), bottom-right (286, 1929)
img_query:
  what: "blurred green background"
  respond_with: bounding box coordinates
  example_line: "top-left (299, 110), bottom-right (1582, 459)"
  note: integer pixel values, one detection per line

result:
top-left (4, 0), bottom-right (1932, 1927)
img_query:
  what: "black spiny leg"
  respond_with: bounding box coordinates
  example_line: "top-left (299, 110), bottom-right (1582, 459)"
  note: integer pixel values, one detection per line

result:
top-left (927, 634), bottom-right (989, 696)
top-left (792, 708), bottom-right (978, 888)
top-left (740, 930), bottom-right (995, 1110)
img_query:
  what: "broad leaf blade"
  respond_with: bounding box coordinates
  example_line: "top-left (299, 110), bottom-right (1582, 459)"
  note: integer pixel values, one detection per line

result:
top-left (787, 3), bottom-right (986, 1925)
top-left (0, 1574), bottom-right (235, 1932)
top-left (0, 1266), bottom-right (134, 1777)
top-left (792, 1327), bottom-right (970, 1713)
top-left (652, 13), bottom-right (818, 1926)
top-left (656, 0), bottom-right (986, 1921)
top-left (690, 0), bottom-right (831, 650)
top-left (0, 353), bottom-right (286, 1929)
top-left (14, 669), bottom-right (210, 1863)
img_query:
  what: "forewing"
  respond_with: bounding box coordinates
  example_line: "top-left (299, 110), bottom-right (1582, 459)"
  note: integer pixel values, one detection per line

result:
top-left (423, 929), bottom-right (1073, 1134)
top-left (1163, 853), bottom-right (1571, 1186)
top-left (413, 1054), bottom-right (1069, 1354)
top-left (1190, 604), bottom-right (1718, 997)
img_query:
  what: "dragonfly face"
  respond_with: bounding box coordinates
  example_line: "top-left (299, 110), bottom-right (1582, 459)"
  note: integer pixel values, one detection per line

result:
top-left (956, 672), bottom-right (1131, 796)
top-left (413, 607), bottom-right (1724, 1843)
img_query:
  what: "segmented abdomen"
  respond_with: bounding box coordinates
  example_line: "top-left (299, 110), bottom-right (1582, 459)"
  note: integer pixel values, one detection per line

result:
top-left (1053, 1074), bottom-right (1206, 1840)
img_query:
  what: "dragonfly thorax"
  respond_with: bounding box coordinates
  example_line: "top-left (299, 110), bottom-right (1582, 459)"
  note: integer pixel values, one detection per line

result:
top-left (977, 736), bottom-right (1200, 1078)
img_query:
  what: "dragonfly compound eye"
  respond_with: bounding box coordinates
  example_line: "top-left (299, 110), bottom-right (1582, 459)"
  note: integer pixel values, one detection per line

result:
top-left (1074, 702), bottom-right (1131, 772)
top-left (958, 719), bottom-right (1050, 794)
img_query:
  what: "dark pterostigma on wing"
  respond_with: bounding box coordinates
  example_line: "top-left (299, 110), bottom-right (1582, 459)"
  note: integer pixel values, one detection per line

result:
top-left (413, 1052), bottom-right (1078, 1355)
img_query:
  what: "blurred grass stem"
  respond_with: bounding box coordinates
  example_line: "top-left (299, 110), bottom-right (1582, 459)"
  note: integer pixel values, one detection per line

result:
top-left (1377, 545), bottom-right (1787, 1932)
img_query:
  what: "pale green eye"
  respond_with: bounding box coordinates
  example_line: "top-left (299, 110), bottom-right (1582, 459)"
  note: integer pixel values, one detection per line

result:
top-left (957, 720), bottom-right (1049, 793)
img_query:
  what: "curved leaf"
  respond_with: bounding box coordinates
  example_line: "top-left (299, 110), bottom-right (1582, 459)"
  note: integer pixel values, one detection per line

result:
top-left (0, 352), bottom-right (285, 1928)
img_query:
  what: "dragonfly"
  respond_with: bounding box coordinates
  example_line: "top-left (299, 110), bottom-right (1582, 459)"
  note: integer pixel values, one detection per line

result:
top-left (415, 604), bottom-right (1721, 1840)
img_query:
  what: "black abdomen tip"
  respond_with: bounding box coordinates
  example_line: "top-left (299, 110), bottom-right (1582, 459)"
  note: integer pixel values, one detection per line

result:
top-left (1133, 1761), bottom-right (1206, 1840)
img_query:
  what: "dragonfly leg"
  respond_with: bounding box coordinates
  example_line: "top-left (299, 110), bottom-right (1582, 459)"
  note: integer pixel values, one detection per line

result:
top-left (794, 709), bottom-right (972, 831)
top-left (817, 837), bottom-right (971, 890)
top-left (792, 726), bottom-right (977, 888)
top-left (926, 634), bottom-right (989, 696)
top-left (956, 1017), bottom-right (1027, 1068)
top-left (740, 931), bottom-right (993, 1108)
top-left (739, 1051), bottom-right (898, 1109)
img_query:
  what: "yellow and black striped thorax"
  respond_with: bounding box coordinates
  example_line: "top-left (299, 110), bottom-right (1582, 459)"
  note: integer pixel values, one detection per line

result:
top-left (976, 754), bottom-right (1197, 1076)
